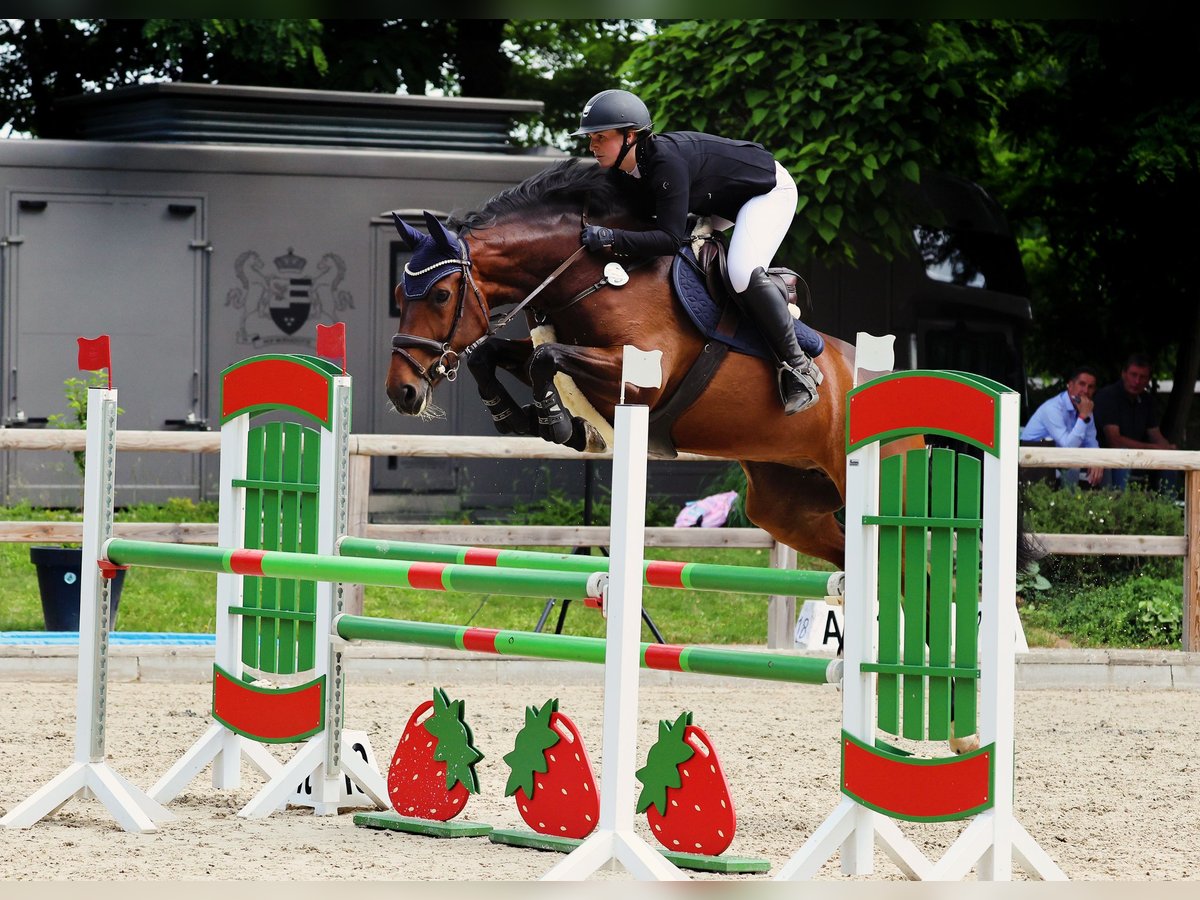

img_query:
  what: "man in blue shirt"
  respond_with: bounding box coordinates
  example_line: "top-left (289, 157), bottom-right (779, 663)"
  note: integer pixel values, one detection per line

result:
top-left (1021, 366), bottom-right (1103, 488)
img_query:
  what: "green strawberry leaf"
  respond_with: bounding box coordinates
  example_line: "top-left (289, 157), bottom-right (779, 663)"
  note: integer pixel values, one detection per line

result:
top-left (635, 711), bottom-right (695, 815)
top-left (423, 686), bottom-right (484, 794)
top-left (502, 698), bottom-right (561, 798)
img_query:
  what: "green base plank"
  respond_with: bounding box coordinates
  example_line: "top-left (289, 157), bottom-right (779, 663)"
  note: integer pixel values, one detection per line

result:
top-left (487, 828), bottom-right (770, 874)
top-left (354, 810), bottom-right (493, 838)
top-left (657, 849), bottom-right (771, 874)
top-left (488, 828), bottom-right (583, 853)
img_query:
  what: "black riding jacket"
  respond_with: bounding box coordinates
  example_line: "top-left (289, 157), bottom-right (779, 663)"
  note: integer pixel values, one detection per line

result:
top-left (606, 131), bottom-right (778, 258)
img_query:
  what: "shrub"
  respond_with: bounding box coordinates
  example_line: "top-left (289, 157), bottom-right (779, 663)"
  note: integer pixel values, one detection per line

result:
top-left (1020, 481), bottom-right (1183, 585)
top-left (1021, 575), bottom-right (1182, 648)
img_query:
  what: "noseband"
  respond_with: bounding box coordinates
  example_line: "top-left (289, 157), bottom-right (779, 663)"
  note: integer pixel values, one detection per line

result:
top-left (390, 225), bottom-right (588, 385)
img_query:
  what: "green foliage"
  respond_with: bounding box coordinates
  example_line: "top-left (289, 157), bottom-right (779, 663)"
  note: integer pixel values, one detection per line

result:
top-left (1020, 482), bottom-right (1183, 585)
top-left (1015, 560), bottom-right (1051, 595)
top-left (1135, 592), bottom-right (1184, 647)
top-left (623, 20), bottom-right (1025, 266)
top-left (1022, 576), bottom-right (1182, 648)
top-left (1019, 482), bottom-right (1184, 648)
top-left (0, 18), bottom-right (642, 152)
top-left (142, 19), bottom-right (327, 81)
top-left (503, 487), bottom-right (678, 528)
top-left (116, 497), bottom-right (220, 523)
top-left (985, 22), bottom-right (1200, 435)
top-left (46, 371), bottom-right (124, 478)
top-left (503, 20), bottom-right (647, 148)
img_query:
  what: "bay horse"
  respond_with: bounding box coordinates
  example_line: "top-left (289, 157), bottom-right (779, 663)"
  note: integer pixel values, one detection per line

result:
top-left (385, 158), bottom-right (857, 568)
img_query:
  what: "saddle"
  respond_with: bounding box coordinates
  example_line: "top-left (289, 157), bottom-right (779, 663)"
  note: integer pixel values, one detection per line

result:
top-left (692, 225), bottom-right (810, 320)
top-left (645, 228), bottom-right (823, 459)
top-left (675, 229), bottom-right (822, 355)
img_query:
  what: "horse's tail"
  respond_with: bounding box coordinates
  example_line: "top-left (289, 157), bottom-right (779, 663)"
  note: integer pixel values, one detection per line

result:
top-left (1016, 496), bottom-right (1046, 574)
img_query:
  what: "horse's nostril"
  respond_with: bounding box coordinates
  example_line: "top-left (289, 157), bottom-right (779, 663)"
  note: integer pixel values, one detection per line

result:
top-left (388, 380), bottom-right (424, 414)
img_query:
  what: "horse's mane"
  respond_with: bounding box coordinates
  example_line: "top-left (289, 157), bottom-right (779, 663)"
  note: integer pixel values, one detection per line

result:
top-left (450, 158), bottom-right (631, 232)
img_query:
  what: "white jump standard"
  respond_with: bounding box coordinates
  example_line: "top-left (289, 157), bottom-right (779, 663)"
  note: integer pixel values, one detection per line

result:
top-left (0, 384), bottom-right (175, 834)
top-left (777, 370), bottom-right (1067, 881)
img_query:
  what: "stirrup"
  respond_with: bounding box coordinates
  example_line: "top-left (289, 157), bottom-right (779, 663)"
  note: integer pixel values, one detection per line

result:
top-left (779, 360), bottom-right (821, 415)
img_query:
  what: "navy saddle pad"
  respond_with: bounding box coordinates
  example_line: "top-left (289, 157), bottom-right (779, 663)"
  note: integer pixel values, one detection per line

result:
top-left (669, 247), bottom-right (824, 359)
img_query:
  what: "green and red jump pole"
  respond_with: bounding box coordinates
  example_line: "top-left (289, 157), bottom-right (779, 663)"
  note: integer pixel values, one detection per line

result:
top-left (103, 539), bottom-right (607, 601)
top-left (332, 614), bottom-right (842, 686)
top-left (337, 537), bottom-right (844, 598)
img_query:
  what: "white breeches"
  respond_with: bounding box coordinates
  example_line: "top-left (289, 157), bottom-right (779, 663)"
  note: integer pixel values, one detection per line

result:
top-left (710, 161), bottom-right (798, 292)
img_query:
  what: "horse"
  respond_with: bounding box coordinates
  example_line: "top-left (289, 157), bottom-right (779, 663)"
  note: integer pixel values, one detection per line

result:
top-left (384, 159), bottom-right (1046, 755)
top-left (385, 158), bottom-right (860, 569)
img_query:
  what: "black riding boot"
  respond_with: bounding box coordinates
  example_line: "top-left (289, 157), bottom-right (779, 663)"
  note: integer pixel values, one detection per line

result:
top-left (736, 267), bottom-right (823, 415)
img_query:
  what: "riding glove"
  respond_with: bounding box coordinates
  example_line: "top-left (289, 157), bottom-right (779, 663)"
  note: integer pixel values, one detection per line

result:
top-left (581, 225), bottom-right (615, 254)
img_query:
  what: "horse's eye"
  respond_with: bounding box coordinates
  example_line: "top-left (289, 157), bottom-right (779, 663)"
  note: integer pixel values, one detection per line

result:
top-left (433, 288), bottom-right (451, 304)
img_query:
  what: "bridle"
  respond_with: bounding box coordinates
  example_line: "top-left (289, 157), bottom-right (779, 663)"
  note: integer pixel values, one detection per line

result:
top-left (389, 236), bottom-right (487, 384)
top-left (390, 212), bottom-right (592, 385)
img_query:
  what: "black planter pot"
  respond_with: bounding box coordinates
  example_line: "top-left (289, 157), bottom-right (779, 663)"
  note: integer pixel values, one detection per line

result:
top-left (30, 546), bottom-right (127, 631)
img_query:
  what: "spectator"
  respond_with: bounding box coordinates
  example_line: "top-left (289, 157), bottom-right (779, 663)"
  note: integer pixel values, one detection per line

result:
top-left (1021, 365), bottom-right (1104, 489)
top-left (1093, 353), bottom-right (1177, 491)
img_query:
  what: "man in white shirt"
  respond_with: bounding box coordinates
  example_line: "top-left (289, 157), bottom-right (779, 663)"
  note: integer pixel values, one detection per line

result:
top-left (1021, 366), bottom-right (1103, 488)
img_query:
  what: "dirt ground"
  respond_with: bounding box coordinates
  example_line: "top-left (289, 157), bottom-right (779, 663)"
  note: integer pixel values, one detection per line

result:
top-left (1, 678), bottom-right (1197, 882)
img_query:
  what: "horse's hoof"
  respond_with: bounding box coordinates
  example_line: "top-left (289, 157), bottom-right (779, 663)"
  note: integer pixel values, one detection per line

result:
top-left (948, 732), bottom-right (981, 755)
top-left (581, 421), bottom-right (608, 454)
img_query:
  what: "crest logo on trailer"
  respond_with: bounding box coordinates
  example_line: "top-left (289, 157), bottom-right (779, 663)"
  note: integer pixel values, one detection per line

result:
top-left (270, 248), bottom-right (312, 335)
top-left (228, 246), bottom-right (355, 346)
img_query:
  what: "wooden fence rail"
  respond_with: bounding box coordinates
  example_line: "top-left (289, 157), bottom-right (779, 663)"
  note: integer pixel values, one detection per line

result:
top-left (1, 430), bottom-right (1197, 650)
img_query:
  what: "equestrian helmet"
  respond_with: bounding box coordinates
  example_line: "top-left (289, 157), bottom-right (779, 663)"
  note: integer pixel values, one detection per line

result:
top-left (571, 89), bottom-right (652, 136)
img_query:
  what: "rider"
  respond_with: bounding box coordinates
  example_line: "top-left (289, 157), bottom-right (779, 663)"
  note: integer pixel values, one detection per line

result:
top-left (572, 88), bottom-right (822, 415)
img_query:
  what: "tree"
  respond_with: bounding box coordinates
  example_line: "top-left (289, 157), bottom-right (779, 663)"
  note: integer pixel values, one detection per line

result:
top-left (985, 21), bottom-right (1200, 442)
top-left (0, 18), bottom-right (643, 144)
top-left (502, 20), bottom-right (648, 147)
top-left (622, 20), bottom-right (1027, 266)
top-left (624, 20), bottom-right (1200, 441)
top-left (0, 19), bottom-right (330, 136)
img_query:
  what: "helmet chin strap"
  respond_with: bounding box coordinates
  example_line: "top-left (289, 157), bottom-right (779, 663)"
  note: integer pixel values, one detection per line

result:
top-left (613, 130), bottom-right (640, 171)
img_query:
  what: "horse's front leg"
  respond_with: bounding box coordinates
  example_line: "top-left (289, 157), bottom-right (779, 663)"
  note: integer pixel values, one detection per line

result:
top-left (528, 343), bottom-right (628, 450)
top-left (466, 337), bottom-right (538, 436)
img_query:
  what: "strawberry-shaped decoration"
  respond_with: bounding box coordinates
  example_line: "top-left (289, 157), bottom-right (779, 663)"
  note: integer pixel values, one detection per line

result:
top-left (387, 687), bottom-right (483, 821)
top-left (502, 698), bottom-right (599, 839)
top-left (636, 711), bottom-right (736, 856)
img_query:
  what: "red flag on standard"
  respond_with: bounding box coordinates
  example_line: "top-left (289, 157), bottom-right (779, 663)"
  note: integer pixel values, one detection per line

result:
top-left (316, 322), bottom-right (346, 373)
top-left (77, 335), bottom-right (112, 389)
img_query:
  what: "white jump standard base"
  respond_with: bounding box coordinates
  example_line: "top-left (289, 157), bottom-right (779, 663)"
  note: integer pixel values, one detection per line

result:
top-left (541, 404), bottom-right (687, 881)
top-left (1, 389), bottom-right (175, 834)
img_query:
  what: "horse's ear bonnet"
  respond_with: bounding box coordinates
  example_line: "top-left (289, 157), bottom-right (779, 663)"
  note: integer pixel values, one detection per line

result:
top-left (392, 210), bottom-right (468, 300)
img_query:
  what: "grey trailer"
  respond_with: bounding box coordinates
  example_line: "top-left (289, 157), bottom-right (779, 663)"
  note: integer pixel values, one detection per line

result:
top-left (2, 83), bottom-right (1030, 516)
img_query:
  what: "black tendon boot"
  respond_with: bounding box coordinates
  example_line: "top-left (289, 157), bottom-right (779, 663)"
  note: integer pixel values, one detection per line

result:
top-left (533, 385), bottom-right (575, 444)
top-left (736, 267), bottom-right (823, 414)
